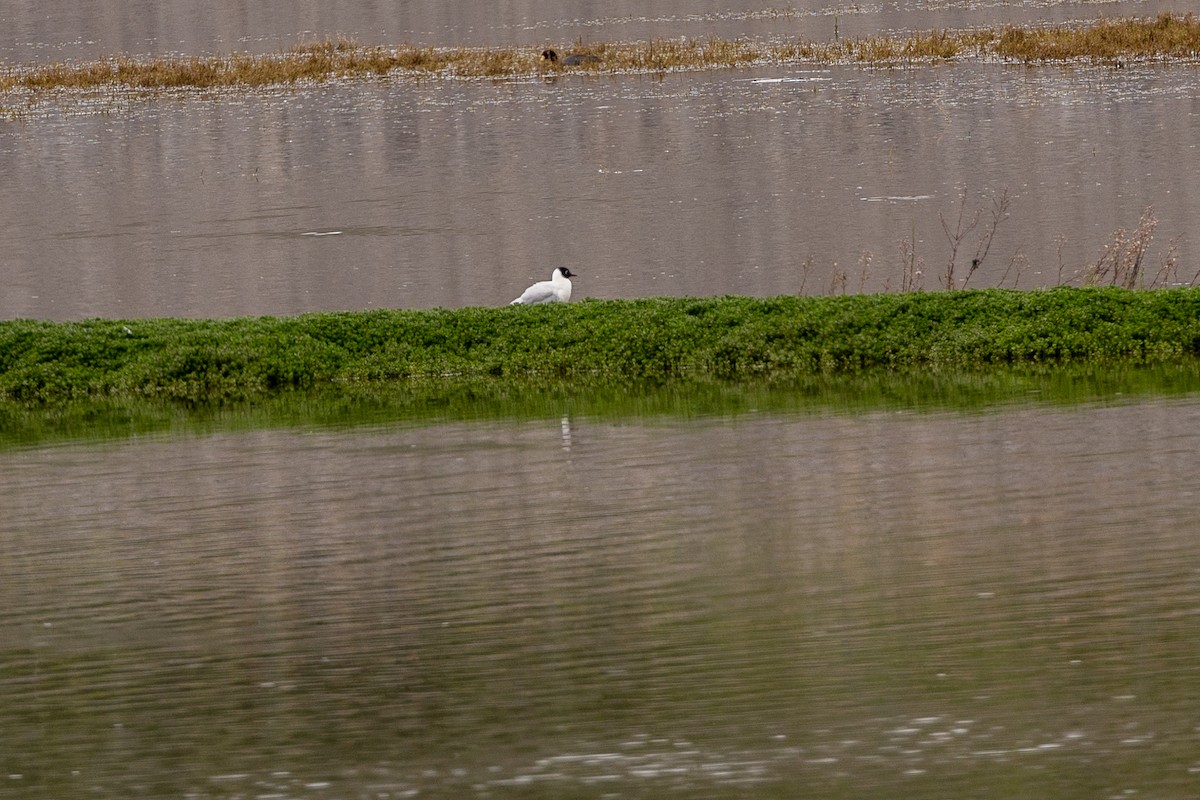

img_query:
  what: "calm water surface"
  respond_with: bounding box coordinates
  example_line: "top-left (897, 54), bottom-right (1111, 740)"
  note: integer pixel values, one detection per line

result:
top-left (2, 62), bottom-right (1198, 320)
top-left (4, 5), bottom-right (1200, 794)
top-left (0, 0), bottom-right (1185, 60)
top-left (4, 396), bottom-right (1200, 798)
top-left (1, 2), bottom-right (1198, 320)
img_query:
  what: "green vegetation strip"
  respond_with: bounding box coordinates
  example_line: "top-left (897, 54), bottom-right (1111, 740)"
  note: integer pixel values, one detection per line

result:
top-left (4, 289), bottom-right (1200, 409)
top-left (6, 360), bottom-right (1200, 452)
top-left (1, 14), bottom-right (1197, 103)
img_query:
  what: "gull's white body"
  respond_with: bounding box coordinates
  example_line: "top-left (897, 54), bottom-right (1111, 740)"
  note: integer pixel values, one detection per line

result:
top-left (510, 267), bottom-right (574, 305)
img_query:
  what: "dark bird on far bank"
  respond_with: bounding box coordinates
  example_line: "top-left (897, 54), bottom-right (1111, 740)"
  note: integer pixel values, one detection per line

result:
top-left (541, 49), bottom-right (601, 67)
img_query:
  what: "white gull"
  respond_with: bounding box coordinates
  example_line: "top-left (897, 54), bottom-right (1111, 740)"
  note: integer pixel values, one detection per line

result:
top-left (510, 267), bottom-right (576, 305)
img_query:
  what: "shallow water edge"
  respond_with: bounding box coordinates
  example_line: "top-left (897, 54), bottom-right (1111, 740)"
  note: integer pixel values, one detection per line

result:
top-left (7, 386), bottom-right (1200, 800)
top-left (4, 15), bottom-right (1199, 113)
top-left (4, 359), bottom-right (1200, 450)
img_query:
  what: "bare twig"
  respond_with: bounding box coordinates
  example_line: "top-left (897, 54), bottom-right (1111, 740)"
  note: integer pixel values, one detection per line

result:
top-left (1008, 250), bottom-right (1028, 289)
top-left (1083, 227), bottom-right (1126, 285)
top-left (939, 186), bottom-right (1012, 290)
top-left (940, 188), bottom-right (982, 290)
top-left (999, 245), bottom-right (1026, 289)
top-left (962, 187), bottom-right (1011, 289)
top-left (799, 255), bottom-right (814, 295)
top-left (1054, 235), bottom-right (1070, 286)
top-left (858, 250), bottom-right (873, 294)
top-left (900, 224), bottom-right (924, 293)
top-left (1150, 236), bottom-right (1181, 288)
top-left (830, 262), bottom-right (847, 295)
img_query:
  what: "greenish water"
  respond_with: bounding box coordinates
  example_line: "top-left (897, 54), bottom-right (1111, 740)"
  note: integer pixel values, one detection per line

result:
top-left (4, 359), bottom-right (1200, 451)
top-left (4, 369), bottom-right (1200, 798)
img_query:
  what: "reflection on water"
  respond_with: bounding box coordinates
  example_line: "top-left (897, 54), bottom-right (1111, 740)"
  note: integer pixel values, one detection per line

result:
top-left (4, 0), bottom-right (1200, 791)
top-left (3, 61), bottom-right (1198, 320)
top-left (4, 396), bottom-right (1200, 798)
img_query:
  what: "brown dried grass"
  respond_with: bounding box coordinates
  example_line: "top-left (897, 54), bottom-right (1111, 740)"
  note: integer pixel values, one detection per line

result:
top-left (994, 12), bottom-right (1200, 62)
top-left (1, 15), bottom-right (1197, 103)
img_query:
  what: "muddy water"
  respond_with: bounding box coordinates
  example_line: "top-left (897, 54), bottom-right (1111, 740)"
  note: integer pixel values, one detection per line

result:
top-left (2, 1), bottom-right (1199, 320)
top-left (4, 4), bottom-right (1200, 798)
top-left (0, 0), bottom-right (1185, 61)
top-left (2, 59), bottom-right (1198, 320)
top-left (4, 396), bottom-right (1200, 798)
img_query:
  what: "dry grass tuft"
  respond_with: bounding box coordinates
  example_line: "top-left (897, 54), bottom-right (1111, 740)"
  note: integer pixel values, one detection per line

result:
top-left (995, 12), bottom-right (1200, 62)
top-left (1081, 207), bottom-right (1159, 289)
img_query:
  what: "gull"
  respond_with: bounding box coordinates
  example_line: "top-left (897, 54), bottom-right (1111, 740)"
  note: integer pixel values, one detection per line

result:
top-left (510, 267), bottom-right (576, 305)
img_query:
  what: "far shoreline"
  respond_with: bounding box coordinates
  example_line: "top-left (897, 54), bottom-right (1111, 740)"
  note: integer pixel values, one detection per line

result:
top-left (2, 14), bottom-right (1198, 116)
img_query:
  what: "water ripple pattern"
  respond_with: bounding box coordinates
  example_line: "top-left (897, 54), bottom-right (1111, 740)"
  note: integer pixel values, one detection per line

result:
top-left (3, 61), bottom-right (1198, 318)
top-left (4, 397), bottom-right (1200, 797)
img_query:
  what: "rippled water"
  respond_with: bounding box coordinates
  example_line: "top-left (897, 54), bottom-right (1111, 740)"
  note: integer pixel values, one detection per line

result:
top-left (5, 396), bottom-right (1200, 798)
top-left (4, 4), bottom-right (1200, 796)
top-left (2, 2), bottom-right (1198, 320)
top-left (3, 61), bottom-right (1198, 320)
top-left (0, 0), bottom-right (1185, 60)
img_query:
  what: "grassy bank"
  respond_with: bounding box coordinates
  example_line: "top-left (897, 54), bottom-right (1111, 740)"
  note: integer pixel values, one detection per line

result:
top-left (1, 14), bottom-right (1197, 108)
top-left (3, 288), bottom-right (1200, 408)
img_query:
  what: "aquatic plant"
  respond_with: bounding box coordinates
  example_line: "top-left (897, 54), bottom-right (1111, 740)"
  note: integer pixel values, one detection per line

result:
top-left (993, 12), bottom-right (1200, 63)
top-left (3, 288), bottom-right (1200, 406)
top-left (2, 15), bottom-right (1198, 114)
top-left (1081, 207), bottom-right (1159, 289)
top-left (862, 197), bottom-right (1190, 295)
